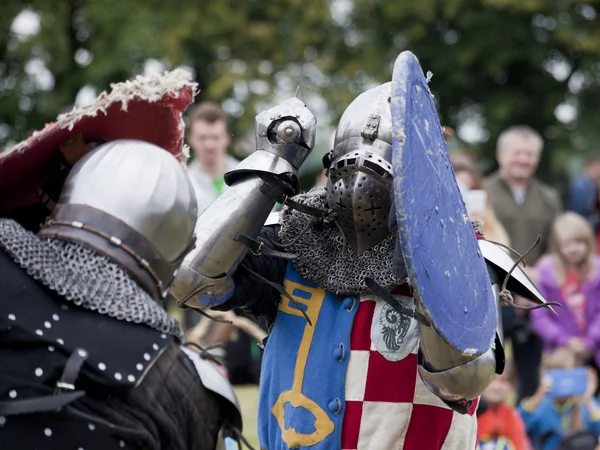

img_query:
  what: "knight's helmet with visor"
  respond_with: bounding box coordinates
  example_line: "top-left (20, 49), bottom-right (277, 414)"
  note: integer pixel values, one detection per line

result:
top-left (323, 82), bottom-right (394, 255)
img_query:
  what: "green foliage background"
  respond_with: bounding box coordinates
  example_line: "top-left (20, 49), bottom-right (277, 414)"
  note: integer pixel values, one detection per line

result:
top-left (2, 0), bottom-right (600, 192)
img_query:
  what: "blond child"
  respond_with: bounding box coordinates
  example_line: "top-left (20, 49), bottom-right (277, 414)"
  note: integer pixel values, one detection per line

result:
top-left (531, 212), bottom-right (600, 370)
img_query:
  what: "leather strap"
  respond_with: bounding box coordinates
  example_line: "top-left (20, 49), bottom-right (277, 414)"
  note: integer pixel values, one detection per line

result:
top-left (38, 204), bottom-right (191, 300)
top-left (0, 391), bottom-right (85, 416)
top-left (233, 233), bottom-right (296, 260)
top-left (55, 347), bottom-right (89, 393)
top-left (0, 348), bottom-right (88, 416)
top-left (259, 183), bottom-right (332, 220)
top-left (283, 197), bottom-right (331, 220)
top-left (365, 278), bottom-right (430, 326)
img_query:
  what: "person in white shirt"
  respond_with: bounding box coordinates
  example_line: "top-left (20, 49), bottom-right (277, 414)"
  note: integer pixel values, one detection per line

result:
top-left (186, 102), bottom-right (239, 214)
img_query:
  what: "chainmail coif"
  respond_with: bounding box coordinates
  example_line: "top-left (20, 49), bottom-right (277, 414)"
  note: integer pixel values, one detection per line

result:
top-left (0, 218), bottom-right (182, 338)
top-left (278, 188), bottom-right (408, 295)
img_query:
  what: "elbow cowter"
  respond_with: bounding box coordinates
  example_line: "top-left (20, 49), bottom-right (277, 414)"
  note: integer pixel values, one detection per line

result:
top-left (417, 347), bottom-right (496, 403)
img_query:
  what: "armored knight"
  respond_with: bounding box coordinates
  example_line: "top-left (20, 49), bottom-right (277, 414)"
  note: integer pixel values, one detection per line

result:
top-left (0, 71), bottom-right (243, 450)
top-left (171, 52), bottom-right (551, 450)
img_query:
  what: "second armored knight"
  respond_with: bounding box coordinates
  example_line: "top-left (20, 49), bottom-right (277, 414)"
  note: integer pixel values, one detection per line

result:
top-left (171, 52), bottom-right (549, 450)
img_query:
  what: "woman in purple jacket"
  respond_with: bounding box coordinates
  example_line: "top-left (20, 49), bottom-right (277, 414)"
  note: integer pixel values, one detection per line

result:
top-left (531, 212), bottom-right (600, 372)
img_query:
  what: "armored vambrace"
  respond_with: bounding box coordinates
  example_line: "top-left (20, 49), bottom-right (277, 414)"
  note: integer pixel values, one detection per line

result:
top-left (169, 98), bottom-right (317, 310)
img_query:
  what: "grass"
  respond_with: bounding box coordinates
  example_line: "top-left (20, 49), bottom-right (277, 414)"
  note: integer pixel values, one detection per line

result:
top-left (234, 384), bottom-right (260, 448)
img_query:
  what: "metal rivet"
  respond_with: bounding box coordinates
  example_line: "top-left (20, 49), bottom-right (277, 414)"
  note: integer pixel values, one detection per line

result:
top-left (52, 314), bottom-right (59, 321)
top-left (78, 349), bottom-right (87, 358)
top-left (57, 338), bottom-right (64, 345)
top-left (44, 321), bottom-right (51, 329)
top-left (152, 344), bottom-right (159, 351)
top-left (35, 368), bottom-right (43, 377)
top-left (35, 329), bottom-right (43, 336)
top-left (120, 441), bottom-right (125, 448)
top-left (143, 353), bottom-right (151, 361)
top-left (7, 314), bottom-right (15, 321)
top-left (44, 428), bottom-right (52, 437)
top-left (8, 390), bottom-right (16, 399)
top-left (98, 362), bottom-right (106, 371)
top-left (127, 375), bottom-right (135, 383)
top-left (48, 346), bottom-right (55, 352)
top-left (114, 373), bottom-right (122, 381)
top-left (88, 423), bottom-right (95, 431)
top-left (136, 363), bottom-right (143, 371)
top-left (0, 416), bottom-right (5, 426)
top-left (160, 334), bottom-right (167, 339)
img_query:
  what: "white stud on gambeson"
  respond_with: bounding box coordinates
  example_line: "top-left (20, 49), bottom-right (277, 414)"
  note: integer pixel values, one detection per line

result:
top-left (44, 428), bottom-right (52, 437)
top-left (98, 362), bottom-right (106, 371)
top-left (52, 314), bottom-right (59, 321)
top-left (114, 372), bottom-right (122, 381)
top-left (8, 390), bottom-right (16, 399)
top-left (35, 368), bottom-right (43, 377)
top-left (136, 363), bottom-right (143, 371)
top-left (7, 314), bottom-right (15, 321)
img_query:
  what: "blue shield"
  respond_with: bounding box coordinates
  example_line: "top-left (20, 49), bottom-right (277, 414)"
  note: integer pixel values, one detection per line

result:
top-left (391, 51), bottom-right (496, 355)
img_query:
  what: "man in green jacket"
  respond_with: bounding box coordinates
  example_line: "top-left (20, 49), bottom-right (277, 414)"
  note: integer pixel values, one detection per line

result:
top-left (485, 125), bottom-right (562, 402)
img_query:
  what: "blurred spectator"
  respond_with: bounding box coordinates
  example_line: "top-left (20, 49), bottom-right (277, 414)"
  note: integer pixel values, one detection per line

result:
top-left (452, 154), bottom-right (511, 246)
top-left (567, 155), bottom-right (600, 229)
top-left (186, 101), bottom-right (239, 213)
top-left (517, 347), bottom-right (600, 450)
top-left (477, 359), bottom-right (530, 450)
top-left (531, 213), bottom-right (600, 383)
top-left (486, 125), bottom-right (562, 402)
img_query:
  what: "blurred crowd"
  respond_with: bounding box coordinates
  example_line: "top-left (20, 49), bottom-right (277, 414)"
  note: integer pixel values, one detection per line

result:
top-left (453, 126), bottom-right (600, 450)
top-left (175, 102), bottom-right (600, 450)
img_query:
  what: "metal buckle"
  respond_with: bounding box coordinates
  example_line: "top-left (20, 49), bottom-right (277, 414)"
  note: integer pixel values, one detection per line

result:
top-left (54, 381), bottom-right (75, 395)
top-left (250, 241), bottom-right (264, 257)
